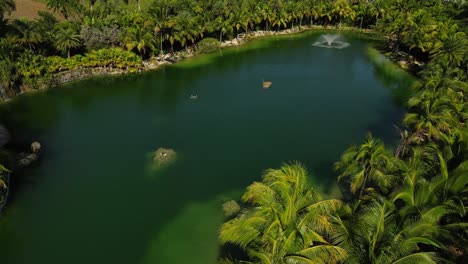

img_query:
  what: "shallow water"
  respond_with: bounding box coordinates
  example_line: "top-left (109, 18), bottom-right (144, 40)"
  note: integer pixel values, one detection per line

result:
top-left (0, 31), bottom-right (410, 264)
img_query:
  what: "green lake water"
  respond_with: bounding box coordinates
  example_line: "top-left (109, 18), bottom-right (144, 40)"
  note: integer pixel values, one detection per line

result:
top-left (0, 31), bottom-right (411, 264)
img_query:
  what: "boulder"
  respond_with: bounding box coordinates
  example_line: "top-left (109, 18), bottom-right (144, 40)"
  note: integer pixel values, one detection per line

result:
top-left (222, 200), bottom-right (240, 218)
top-left (31, 141), bottom-right (41, 153)
top-left (152, 148), bottom-right (177, 170)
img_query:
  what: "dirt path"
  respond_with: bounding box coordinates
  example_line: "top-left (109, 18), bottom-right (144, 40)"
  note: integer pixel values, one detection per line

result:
top-left (6, 0), bottom-right (51, 20)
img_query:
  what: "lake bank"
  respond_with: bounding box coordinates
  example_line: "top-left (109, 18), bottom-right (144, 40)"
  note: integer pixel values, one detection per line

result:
top-left (4, 26), bottom-right (382, 101)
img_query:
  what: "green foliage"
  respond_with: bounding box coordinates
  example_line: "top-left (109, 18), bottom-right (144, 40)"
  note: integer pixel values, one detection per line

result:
top-left (54, 22), bottom-right (81, 58)
top-left (196, 37), bottom-right (220, 53)
top-left (220, 163), bottom-right (346, 263)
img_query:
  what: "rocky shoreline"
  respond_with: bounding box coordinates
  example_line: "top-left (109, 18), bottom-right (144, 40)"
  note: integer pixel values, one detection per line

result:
top-left (42, 26), bottom-right (376, 88)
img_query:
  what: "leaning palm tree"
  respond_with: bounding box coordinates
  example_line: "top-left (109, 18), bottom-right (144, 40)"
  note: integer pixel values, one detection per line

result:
top-left (335, 134), bottom-right (403, 199)
top-left (54, 23), bottom-right (81, 58)
top-left (219, 163), bottom-right (347, 263)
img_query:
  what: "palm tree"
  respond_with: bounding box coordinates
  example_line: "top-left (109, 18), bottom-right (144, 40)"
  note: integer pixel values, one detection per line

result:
top-left (54, 23), bottom-right (81, 58)
top-left (173, 11), bottom-right (199, 51)
top-left (149, 0), bottom-right (173, 54)
top-left (8, 19), bottom-right (42, 50)
top-left (431, 31), bottom-right (467, 68)
top-left (123, 23), bottom-right (156, 58)
top-left (332, 199), bottom-right (443, 264)
top-left (403, 90), bottom-right (461, 144)
top-left (335, 134), bottom-right (402, 199)
top-left (0, 0), bottom-right (15, 21)
top-left (47, 0), bottom-right (78, 19)
top-left (331, 0), bottom-right (355, 28)
top-left (220, 163), bottom-right (347, 263)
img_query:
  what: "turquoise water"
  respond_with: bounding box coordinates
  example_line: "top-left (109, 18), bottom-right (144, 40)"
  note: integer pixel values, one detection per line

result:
top-left (0, 31), bottom-right (410, 263)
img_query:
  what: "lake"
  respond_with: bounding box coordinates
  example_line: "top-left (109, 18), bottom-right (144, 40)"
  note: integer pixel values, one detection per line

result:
top-left (0, 31), bottom-right (411, 264)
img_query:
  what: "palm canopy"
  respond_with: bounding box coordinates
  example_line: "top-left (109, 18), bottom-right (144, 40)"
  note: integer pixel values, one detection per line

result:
top-left (335, 134), bottom-right (403, 199)
top-left (54, 23), bottom-right (81, 58)
top-left (219, 163), bottom-right (346, 264)
top-left (431, 31), bottom-right (467, 68)
top-left (403, 90), bottom-right (461, 144)
top-left (332, 199), bottom-right (442, 264)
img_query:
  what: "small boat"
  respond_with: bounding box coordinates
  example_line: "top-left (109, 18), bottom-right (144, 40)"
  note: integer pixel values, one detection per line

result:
top-left (190, 94), bottom-right (198, 99)
top-left (262, 79), bottom-right (272, 89)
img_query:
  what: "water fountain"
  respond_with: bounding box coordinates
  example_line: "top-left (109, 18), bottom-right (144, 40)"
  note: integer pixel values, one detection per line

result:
top-left (312, 34), bottom-right (350, 49)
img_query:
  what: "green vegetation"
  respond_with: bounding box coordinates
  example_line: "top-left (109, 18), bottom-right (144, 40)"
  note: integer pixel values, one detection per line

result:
top-left (0, 0), bottom-right (466, 263)
top-left (0, 0), bottom-right (461, 100)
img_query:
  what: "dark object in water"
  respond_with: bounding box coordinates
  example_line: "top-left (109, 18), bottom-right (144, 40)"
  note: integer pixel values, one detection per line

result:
top-left (190, 94), bottom-right (198, 99)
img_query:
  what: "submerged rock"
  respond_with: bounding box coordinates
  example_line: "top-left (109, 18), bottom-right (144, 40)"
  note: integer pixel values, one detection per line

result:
top-left (222, 200), bottom-right (240, 218)
top-left (151, 148), bottom-right (177, 170)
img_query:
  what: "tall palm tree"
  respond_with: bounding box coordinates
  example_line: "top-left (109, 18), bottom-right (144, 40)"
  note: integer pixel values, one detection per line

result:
top-left (220, 163), bottom-right (347, 263)
top-left (335, 134), bottom-right (402, 199)
top-left (54, 23), bottom-right (81, 58)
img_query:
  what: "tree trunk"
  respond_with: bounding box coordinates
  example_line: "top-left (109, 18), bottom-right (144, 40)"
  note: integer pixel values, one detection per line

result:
top-left (219, 31), bottom-right (223, 43)
top-left (67, 49), bottom-right (70, 59)
top-left (160, 34), bottom-right (163, 55)
top-left (137, 0), bottom-right (141, 12)
top-left (360, 17), bottom-right (363, 29)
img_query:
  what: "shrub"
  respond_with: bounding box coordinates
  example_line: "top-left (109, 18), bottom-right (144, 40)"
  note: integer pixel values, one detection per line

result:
top-left (196, 38), bottom-right (221, 53)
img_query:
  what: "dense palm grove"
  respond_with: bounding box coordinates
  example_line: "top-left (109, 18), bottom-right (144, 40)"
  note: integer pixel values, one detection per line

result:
top-left (0, 0), bottom-right (467, 263)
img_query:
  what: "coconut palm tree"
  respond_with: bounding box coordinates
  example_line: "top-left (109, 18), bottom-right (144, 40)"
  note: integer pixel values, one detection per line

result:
top-left (54, 23), bottom-right (81, 58)
top-left (335, 134), bottom-right (403, 199)
top-left (219, 163), bottom-right (347, 263)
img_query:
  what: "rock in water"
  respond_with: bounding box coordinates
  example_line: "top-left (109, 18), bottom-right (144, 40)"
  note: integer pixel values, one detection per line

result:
top-left (222, 200), bottom-right (240, 218)
top-left (31, 141), bottom-right (41, 153)
top-left (152, 148), bottom-right (177, 170)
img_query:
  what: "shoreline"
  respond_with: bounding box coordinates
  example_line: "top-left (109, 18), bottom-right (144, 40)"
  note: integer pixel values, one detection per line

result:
top-left (9, 26), bottom-right (382, 96)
